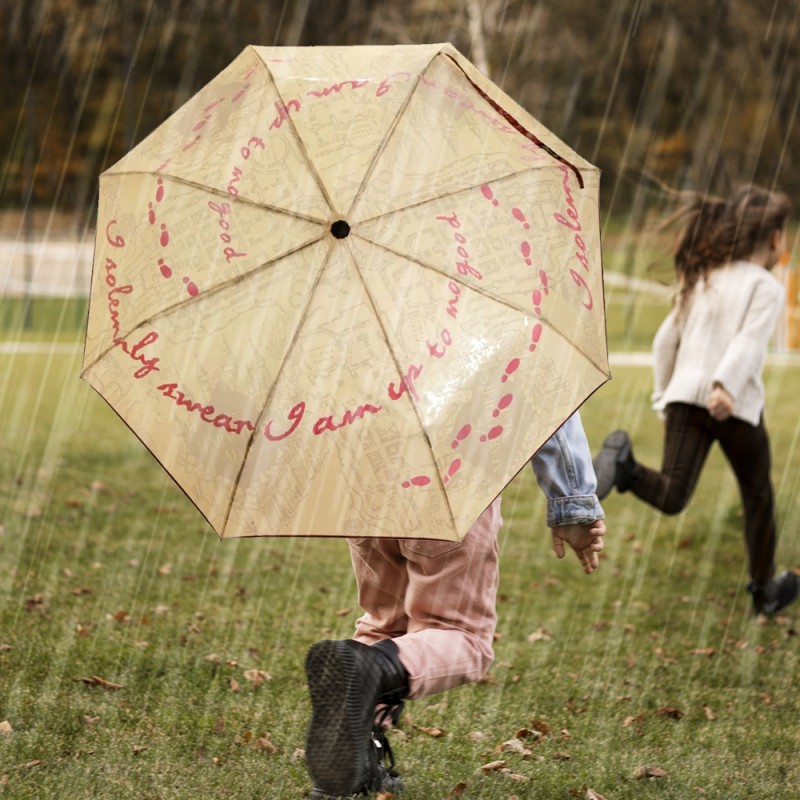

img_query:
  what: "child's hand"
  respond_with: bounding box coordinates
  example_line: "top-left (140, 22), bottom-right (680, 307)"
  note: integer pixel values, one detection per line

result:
top-left (550, 520), bottom-right (606, 574)
top-left (706, 383), bottom-right (734, 421)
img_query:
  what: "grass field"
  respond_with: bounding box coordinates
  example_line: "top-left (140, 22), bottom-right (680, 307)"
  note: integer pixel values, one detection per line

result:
top-left (1, 303), bottom-right (799, 798)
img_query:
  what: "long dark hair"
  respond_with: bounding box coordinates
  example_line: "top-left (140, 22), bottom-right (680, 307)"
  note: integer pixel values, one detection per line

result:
top-left (659, 184), bottom-right (791, 310)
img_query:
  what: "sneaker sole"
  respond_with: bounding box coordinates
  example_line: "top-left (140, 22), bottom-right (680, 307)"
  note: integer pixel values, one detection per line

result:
top-left (305, 641), bottom-right (366, 797)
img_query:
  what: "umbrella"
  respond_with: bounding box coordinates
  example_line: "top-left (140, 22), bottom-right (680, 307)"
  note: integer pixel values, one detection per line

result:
top-left (81, 43), bottom-right (608, 542)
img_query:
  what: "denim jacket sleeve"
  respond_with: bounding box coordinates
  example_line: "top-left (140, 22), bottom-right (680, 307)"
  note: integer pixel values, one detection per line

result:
top-left (530, 411), bottom-right (605, 527)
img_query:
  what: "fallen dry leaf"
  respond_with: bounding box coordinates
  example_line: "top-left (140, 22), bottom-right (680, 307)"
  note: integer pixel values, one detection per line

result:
top-left (703, 704), bottom-right (715, 721)
top-left (634, 765), bottom-right (668, 779)
top-left (335, 607), bottom-right (353, 617)
top-left (243, 669), bottom-right (272, 687)
top-left (157, 563), bottom-right (173, 576)
top-left (656, 706), bottom-right (684, 720)
top-left (375, 792), bottom-right (396, 800)
top-left (468, 731), bottom-right (490, 742)
top-left (254, 734), bottom-right (277, 753)
top-left (229, 678), bottom-right (241, 693)
top-left (497, 738), bottom-right (532, 756)
top-left (514, 727), bottom-right (543, 741)
top-left (552, 751), bottom-right (572, 761)
top-left (447, 782), bottom-right (468, 798)
top-left (76, 676), bottom-right (125, 690)
top-left (690, 648), bottom-right (715, 657)
top-left (0, 644), bottom-right (12, 651)
top-left (623, 713), bottom-right (645, 730)
top-left (290, 748), bottom-right (305, 763)
top-left (584, 788), bottom-right (609, 800)
top-left (501, 769), bottom-right (529, 782)
top-left (527, 627), bottom-right (552, 643)
top-left (530, 719), bottom-right (551, 735)
top-left (24, 594), bottom-right (45, 612)
top-left (132, 745), bottom-right (148, 755)
top-left (480, 759), bottom-right (508, 774)
top-left (416, 725), bottom-right (445, 738)
top-left (0, 721), bottom-right (12, 737)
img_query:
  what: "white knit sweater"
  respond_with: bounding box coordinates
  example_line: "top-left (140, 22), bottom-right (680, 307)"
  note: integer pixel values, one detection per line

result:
top-left (651, 260), bottom-right (785, 427)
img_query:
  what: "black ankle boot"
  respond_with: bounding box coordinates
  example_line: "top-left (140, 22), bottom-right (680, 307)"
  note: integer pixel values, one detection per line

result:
top-left (305, 639), bottom-right (409, 798)
top-left (748, 570), bottom-right (800, 616)
top-left (593, 430), bottom-right (636, 500)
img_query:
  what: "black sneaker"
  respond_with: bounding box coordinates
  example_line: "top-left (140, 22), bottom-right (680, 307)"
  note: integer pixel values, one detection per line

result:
top-left (748, 569), bottom-right (800, 616)
top-left (305, 640), bottom-right (408, 798)
top-left (593, 429), bottom-right (635, 500)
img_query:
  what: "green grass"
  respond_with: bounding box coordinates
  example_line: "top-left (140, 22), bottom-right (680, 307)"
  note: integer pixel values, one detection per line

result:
top-left (0, 298), bottom-right (88, 339)
top-left (1, 331), bottom-right (799, 798)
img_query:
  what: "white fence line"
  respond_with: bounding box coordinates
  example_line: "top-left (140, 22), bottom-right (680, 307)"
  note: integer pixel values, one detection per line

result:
top-left (0, 237), bottom-right (94, 298)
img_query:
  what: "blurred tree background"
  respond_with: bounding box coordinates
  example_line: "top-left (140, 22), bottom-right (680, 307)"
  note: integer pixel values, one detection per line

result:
top-left (2, 0), bottom-right (799, 227)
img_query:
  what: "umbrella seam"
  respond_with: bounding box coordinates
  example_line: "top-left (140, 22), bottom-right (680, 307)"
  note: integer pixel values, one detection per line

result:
top-left (442, 53), bottom-right (585, 190)
top-left (219, 238), bottom-right (338, 537)
top-left (344, 238), bottom-right (457, 538)
top-left (100, 170), bottom-right (327, 225)
top-left (80, 236), bottom-right (325, 378)
top-left (249, 46), bottom-right (337, 216)
top-left (352, 234), bottom-right (610, 379)
top-left (353, 166), bottom-right (590, 226)
top-left (345, 46), bottom-right (446, 221)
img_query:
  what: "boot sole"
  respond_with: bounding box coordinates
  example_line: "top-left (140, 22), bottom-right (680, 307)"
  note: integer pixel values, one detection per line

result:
top-left (305, 641), bottom-right (366, 797)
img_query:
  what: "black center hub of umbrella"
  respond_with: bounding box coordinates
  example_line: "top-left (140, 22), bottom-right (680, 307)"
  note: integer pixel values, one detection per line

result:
top-left (331, 220), bottom-right (350, 239)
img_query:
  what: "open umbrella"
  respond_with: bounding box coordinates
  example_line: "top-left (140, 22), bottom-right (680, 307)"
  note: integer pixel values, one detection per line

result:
top-left (81, 43), bottom-right (608, 541)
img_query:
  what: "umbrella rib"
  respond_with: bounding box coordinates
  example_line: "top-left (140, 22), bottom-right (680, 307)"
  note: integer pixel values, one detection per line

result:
top-left (105, 170), bottom-right (327, 225)
top-left (80, 236), bottom-right (325, 378)
top-left (344, 239), bottom-right (457, 535)
top-left (219, 239), bottom-right (337, 537)
top-left (352, 233), bottom-right (610, 378)
top-left (251, 49), bottom-right (337, 216)
top-left (353, 167), bottom-right (549, 227)
top-left (345, 48), bottom-right (443, 220)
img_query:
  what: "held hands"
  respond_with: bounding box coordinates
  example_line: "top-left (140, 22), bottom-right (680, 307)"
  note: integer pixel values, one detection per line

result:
top-left (706, 383), bottom-right (734, 421)
top-left (551, 520), bottom-right (606, 574)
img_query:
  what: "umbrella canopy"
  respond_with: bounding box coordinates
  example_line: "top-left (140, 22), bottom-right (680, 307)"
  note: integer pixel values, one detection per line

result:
top-left (81, 43), bottom-right (608, 541)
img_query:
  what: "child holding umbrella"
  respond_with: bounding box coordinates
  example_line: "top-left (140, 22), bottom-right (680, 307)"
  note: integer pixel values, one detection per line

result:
top-left (303, 410), bottom-right (606, 798)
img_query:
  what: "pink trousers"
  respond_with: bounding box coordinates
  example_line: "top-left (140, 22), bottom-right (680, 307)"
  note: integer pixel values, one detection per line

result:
top-left (347, 497), bottom-right (502, 700)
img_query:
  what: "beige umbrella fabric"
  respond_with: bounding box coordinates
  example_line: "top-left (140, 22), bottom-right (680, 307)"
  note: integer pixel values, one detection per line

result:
top-left (81, 43), bottom-right (608, 542)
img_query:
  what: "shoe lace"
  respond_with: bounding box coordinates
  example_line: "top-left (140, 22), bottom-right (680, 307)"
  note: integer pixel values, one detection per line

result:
top-left (370, 702), bottom-right (403, 787)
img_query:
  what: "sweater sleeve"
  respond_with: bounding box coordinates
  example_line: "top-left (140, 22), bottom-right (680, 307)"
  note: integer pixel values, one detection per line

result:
top-left (711, 277), bottom-right (785, 401)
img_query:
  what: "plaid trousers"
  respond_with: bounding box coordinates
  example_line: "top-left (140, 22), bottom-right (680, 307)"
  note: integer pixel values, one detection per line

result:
top-left (630, 402), bottom-right (776, 586)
